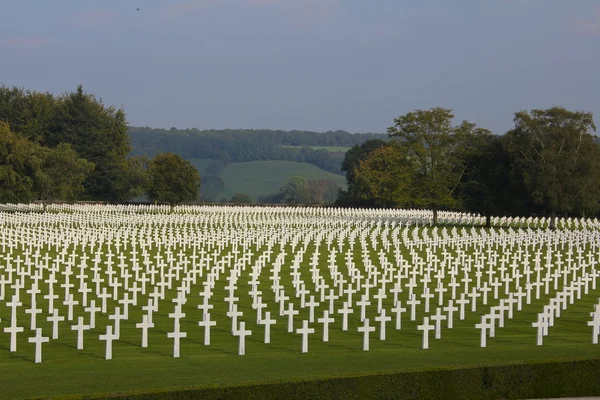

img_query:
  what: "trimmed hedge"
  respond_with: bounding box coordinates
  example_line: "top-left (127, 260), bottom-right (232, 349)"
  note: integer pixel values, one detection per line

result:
top-left (80, 357), bottom-right (600, 400)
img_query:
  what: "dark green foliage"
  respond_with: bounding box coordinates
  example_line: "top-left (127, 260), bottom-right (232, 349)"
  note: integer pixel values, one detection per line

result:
top-left (96, 358), bottom-right (600, 400)
top-left (146, 153), bottom-right (200, 206)
top-left (504, 107), bottom-right (600, 223)
top-left (0, 122), bottom-right (40, 202)
top-left (0, 85), bottom-right (135, 201)
top-left (200, 175), bottom-right (225, 202)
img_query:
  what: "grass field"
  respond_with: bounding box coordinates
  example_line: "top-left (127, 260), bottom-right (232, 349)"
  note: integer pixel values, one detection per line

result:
top-left (0, 207), bottom-right (599, 399)
top-left (188, 158), bottom-right (346, 201)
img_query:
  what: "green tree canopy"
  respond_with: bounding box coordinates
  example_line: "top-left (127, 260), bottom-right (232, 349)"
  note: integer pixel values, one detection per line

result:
top-left (387, 107), bottom-right (491, 223)
top-left (34, 143), bottom-right (95, 210)
top-left (504, 106), bottom-right (600, 226)
top-left (352, 145), bottom-right (413, 207)
top-left (0, 122), bottom-right (40, 203)
top-left (146, 153), bottom-right (200, 206)
top-left (281, 176), bottom-right (311, 204)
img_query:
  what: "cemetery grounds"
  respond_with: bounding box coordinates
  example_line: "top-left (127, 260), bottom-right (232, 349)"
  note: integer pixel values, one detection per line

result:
top-left (0, 204), bottom-right (599, 399)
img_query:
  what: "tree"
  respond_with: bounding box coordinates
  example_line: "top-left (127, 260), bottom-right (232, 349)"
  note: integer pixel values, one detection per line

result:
top-left (230, 193), bottom-right (253, 204)
top-left (504, 107), bottom-right (600, 228)
top-left (281, 176), bottom-right (311, 204)
top-left (456, 133), bottom-right (515, 226)
top-left (307, 179), bottom-right (340, 204)
top-left (387, 107), bottom-right (490, 224)
top-left (146, 153), bottom-right (200, 207)
top-left (338, 139), bottom-right (388, 206)
top-left (0, 122), bottom-right (40, 203)
top-left (48, 85), bottom-right (131, 201)
top-left (34, 143), bottom-right (95, 211)
top-left (352, 145), bottom-right (414, 207)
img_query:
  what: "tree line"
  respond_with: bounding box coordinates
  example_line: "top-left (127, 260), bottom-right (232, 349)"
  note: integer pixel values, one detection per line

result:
top-left (337, 107), bottom-right (600, 227)
top-left (129, 126), bottom-right (386, 174)
top-left (0, 85), bottom-right (200, 208)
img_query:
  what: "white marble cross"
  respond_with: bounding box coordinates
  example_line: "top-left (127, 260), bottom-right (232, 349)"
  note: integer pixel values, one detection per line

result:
top-left (358, 318), bottom-right (376, 351)
top-left (317, 310), bottom-right (335, 342)
top-left (374, 308), bottom-right (391, 340)
top-left (99, 325), bottom-right (118, 360)
top-left (259, 311), bottom-right (276, 344)
top-left (233, 321), bottom-right (252, 355)
top-left (296, 320), bottom-right (315, 353)
top-left (28, 328), bottom-right (50, 364)
top-left (71, 317), bottom-right (91, 350)
top-left (475, 314), bottom-right (492, 348)
top-left (136, 314), bottom-right (154, 348)
top-left (417, 316), bottom-right (435, 349)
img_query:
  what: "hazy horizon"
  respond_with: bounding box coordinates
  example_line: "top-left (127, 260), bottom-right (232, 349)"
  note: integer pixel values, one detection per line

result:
top-left (2, 0), bottom-right (599, 134)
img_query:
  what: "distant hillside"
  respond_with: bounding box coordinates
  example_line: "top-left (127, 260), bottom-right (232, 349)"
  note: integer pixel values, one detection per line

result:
top-left (129, 127), bottom-right (387, 174)
top-left (129, 127), bottom-right (386, 201)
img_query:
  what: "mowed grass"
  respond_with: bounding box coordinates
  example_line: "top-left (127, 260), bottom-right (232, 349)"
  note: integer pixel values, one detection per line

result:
top-left (0, 221), bottom-right (599, 399)
top-left (188, 159), bottom-right (346, 201)
top-left (219, 160), bottom-right (346, 200)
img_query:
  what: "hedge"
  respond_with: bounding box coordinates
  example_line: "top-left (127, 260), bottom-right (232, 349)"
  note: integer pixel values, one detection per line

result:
top-left (64, 357), bottom-right (600, 400)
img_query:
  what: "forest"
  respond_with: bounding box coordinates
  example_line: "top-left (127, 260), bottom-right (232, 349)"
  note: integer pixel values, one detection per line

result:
top-left (2, 84), bottom-right (600, 225)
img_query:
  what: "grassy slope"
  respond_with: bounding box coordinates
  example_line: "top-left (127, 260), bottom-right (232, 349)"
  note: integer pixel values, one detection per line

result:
top-left (0, 232), bottom-right (599, 399)
top-left (199, 160), bottom-right (346, 200)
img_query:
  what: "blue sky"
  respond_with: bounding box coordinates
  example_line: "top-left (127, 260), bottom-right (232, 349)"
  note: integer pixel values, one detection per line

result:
top-left (1, 1), bottom-right (599, 133)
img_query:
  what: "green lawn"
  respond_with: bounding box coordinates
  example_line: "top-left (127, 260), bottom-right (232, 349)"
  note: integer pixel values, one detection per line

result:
top-left (0, 212), bottom-right (599, 399)
top-left (219, 160), bottom-right (346, 200)
top-left (188, 159), bottom-right (346, 201)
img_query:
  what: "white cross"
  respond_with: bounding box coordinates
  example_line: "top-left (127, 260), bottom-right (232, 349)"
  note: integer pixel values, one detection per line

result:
top-left (305, 296), bottom-right (319, 323)
top-left (99, 325), bottom-right (118, 360)
top-left (475, 314), bottom-right (492, 348)
top-left (167, 321), bottom-right (187, 358)
top-left (259, 311), bottom-right (276, 344)
top-left (430, 307), bottom-right (447, 339)
top-left (588, 312), bottom-right (600, 344)
top-left (374, 308), bottom-right (391, 340)
top-left (296, 320), bottom-right (315, 353)
top-left (283, 303), bottom-right (299, 333)
top-left (28, 328), bottom-right (50, 364)
top-left (136, 314), bottom-right (155, 348)
top-left (47, 308), bottom-right (65, 339)
top-left (232, 321), bottom-right (252, 356)
top-left (84, 300), bottom-right (101, 329)
top-left (407, 294), bottom-right (421, 321)
top-left (391, 301), bottom-right (407, 330)
top-left (532, 312), bottom-right (548, 346)
top-left (356, 294), bottom-right (371, 321)
top-left (337, 301), bottom-right (354, 331)
top-left (357, 318), bottom-right (376, 351)
top-left (71, 316), bottom-right (91, 350)
top-left (227, 304), bottom-right (243, 333)
top-left (317, 310), bottom-right (335, 342)
top-left (4, 321), bottom-right (24, 352)
top-left (417, 316), bottom-right (435, 349)
top-left (443, 300), bottom-right (458, 329)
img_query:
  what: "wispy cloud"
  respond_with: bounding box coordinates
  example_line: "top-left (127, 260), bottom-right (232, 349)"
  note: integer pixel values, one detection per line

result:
top-left (1, 36), bottom-right (49, 49)
top-left (573, 6), bottom-right (600, 35)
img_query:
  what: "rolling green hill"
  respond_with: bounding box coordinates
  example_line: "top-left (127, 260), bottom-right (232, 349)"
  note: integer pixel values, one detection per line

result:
top-left (190, 159), bottom-right (346, 201)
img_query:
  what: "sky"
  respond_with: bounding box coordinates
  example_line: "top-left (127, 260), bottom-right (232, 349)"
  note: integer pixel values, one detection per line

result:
top-left (1, 0), bottom-right (599, 134)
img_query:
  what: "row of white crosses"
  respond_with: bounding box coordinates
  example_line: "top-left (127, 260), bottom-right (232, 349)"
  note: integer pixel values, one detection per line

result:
top-left (1, 206), bottom-right (600, 364)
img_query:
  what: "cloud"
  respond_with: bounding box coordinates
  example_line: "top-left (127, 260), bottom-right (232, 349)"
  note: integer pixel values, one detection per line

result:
top-left (573, 6), bottom-right (600, 35)
top-left (1, 36), bottom-right (49, 49)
